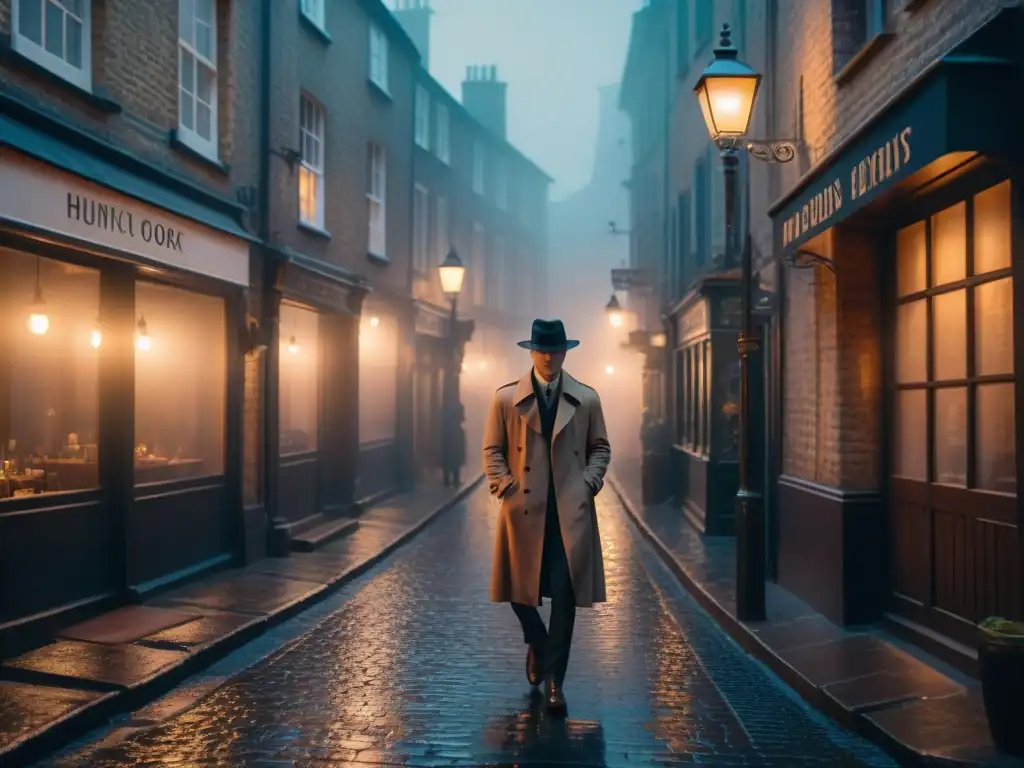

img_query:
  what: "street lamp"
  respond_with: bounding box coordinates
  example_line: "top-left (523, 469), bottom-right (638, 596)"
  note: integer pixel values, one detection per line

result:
top-left (439, 247), bottom-right (467, 485)
top-left (605, 294), bottom-right (624, 328)
top-left (695, 23), bottom-right (797, 623)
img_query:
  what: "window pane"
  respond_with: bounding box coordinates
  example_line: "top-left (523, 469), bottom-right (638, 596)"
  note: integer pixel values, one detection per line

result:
top-left (195, 19), bottom-right (213, 60)
top-left (975, 278), bottom-right (1014, 376)
top-left (134, 282), bottom-right (226, 483)
top-left (179, 0), bottom-right (193, 44)
top-left (1, 249), bottom-right (100, 500)
top-left (934, 387), bottom-right (967, 486)
top-left (894, 389), bottom-right (926, 480)
top-left (197, 63), bottom-right (214, 104)
top-left (44, 0), bottom-right (63, 57)
top-left (931, 201), bottom-right (966, 286)
top-left (19, 0), bottom-right (43, 44)
top-left (896, 299), bottom-right (927, 383)
top-left (974, 180), bottom-right (1012, 275)
top-left (180, 49), bottom-right (195, 95)
top-left (279, 303), bottom-right (319, 455)
top-left (932, 289), bottom-right (966, 381)
top-left (896, 221), bottom-right (926, 296)
top-left (976, 383), bottom-right (1016, 494)
top-left (65, 16), bottom-right (81, 67)
top-left (196, 102), bottom-right (211, 140)
top-left (359, 311), bottom-right (398, 442)
top-left (179, 90), bottom-right (194, 131)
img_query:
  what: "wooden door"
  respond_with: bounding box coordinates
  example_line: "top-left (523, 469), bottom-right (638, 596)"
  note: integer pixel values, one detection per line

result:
top-left (890, 179), bottom-right (1021, 645)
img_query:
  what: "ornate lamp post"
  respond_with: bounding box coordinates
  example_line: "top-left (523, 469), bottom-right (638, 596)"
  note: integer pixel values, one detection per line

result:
top-left (438, 247), bottom-right (467, 398)
top-left (695, 23), bottom-right (797, 622)
top-left (605, 293), bottom-right (624, 329)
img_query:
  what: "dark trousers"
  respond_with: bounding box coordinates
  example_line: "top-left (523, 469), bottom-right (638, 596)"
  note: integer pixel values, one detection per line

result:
top-left (511, 526), bottom-right (576, 687)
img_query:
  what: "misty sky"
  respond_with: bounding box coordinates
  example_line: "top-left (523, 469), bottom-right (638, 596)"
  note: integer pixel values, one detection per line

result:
top-left (426, 0), bottom-right (640, 201)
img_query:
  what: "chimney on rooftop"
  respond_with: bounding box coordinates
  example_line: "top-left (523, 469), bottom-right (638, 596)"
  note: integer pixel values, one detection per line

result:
top-left (393, 0), bottom-right (433, 69)
top-left (461, 64), bottom-right (507, 139)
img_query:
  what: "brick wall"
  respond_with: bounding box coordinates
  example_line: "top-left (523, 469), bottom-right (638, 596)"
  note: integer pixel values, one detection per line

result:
top-left (761, 0), bottom-right (1005, 489)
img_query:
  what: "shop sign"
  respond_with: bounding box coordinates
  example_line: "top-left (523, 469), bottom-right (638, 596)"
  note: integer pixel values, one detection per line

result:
top-left (676, 299), bottom-right (708, 345)
top-left (611, 268), bottom-right (654, 291)
top-left (0, 151), bottom-right (249, 286)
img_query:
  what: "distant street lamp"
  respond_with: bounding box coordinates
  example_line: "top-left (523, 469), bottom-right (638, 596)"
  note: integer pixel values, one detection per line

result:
top-left (440, 247), bottom-right (468, 486)
top-left (605, 294), bottom-right (624, 328)
top-left (695, 23), bottom-right (797, 623)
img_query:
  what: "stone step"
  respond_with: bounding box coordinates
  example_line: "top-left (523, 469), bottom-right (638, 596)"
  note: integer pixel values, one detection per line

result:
top-left (290, 518), bottom-right (360, 553)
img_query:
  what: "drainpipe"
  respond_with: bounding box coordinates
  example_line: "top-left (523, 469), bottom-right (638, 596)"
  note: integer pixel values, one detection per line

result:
top-left (259, 0), bottom-right (283, 550)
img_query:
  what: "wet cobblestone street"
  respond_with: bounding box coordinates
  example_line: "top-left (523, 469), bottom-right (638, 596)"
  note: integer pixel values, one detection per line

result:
top-left (50, 486), bottom-right (899, 767)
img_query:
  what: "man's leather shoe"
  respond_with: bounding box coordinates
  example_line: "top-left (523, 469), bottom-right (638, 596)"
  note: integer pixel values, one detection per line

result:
top-left (545, 680), bottom-right (567, 712)
top-left (526, 644), bottom-right (543, 686)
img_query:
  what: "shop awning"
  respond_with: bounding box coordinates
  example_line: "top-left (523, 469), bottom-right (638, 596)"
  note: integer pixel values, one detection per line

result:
top-left (0, 115), bottom-right (255, 243)
top-left (769, 8), bottom-right (1021, 256)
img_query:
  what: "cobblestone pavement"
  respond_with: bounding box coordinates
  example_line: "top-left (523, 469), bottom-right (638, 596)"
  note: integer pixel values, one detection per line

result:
top-left (50, 486), bottom-right (899, 767)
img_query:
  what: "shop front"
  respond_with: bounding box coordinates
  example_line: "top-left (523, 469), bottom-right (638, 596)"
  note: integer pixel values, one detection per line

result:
top-left (0, 124), bottom-right (252, 650)
top-left (769, 11), bottom-right (1023, 667)
top-left (266, 251), bottom-right (365, 539)
top-left (412, 301), bottom-right (450, 483)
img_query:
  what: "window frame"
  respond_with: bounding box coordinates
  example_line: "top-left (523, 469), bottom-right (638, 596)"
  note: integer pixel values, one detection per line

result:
top-left (298, 92), bottom-right (326, 230)
top-left (300, 0), bottom-right (325, 30)
top-left (435, 196), bottom-right (449, 264)
top-left (472, 140), bottom-right (485, 196)
top-left (177, 0), bottom-right (219, 160)
top-left (495, 161), bottom-right (507, 210)
top-left (414, 86), bottom-right (431, 150)
top-left (471, 223), bottom-right (486, 306)
top-left (369, 23), bottom-right (389, 93)
top-left (13, 0), bottom-right (93, 91)
top-left (367, 142), bottom-right (387, 258)
top-left (435, 104), bottom-right (451, 164)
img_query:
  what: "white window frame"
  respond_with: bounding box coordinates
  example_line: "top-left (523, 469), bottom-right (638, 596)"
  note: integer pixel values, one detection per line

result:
top-left (472, 140), bottom-right (485, 195)
top-left (369, 24), bottom-right (389, 92)
top-left (495, 162), bottom-right (507, 210)
top-left (12, 0), bottom-right (92, 91)
top-left (298, 93), bottom-right (326, 230)
top-left (413, 184), bottom-right (429, 273)
top-left (435, 105), bottom-right (450, 164)
top-left (300, 0), bottom-right (325, 30)
top-left (177, 0), bottom-right (219, 160)
top-left (414, 86), bottom-right (431, 150)
top-left (368, 142), bottom-right (387, 258)
top-left (435, 196), bottom-right (448, 264)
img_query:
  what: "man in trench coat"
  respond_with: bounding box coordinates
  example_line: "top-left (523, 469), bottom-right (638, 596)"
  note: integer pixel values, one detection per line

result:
top-left (483, 318), bottom-right (611, 712)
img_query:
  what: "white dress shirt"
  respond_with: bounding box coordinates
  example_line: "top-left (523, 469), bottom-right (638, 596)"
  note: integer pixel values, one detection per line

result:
top-left (533, 368), bottom-right (561, 407)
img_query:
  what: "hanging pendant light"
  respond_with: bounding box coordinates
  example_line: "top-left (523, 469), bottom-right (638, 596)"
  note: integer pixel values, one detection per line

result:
top-left (135, 314), bottom-right (151, 352)
top-left (27, 257), bottom-right (49, 336)
top-left (90, 319), bottom-right (102, 349)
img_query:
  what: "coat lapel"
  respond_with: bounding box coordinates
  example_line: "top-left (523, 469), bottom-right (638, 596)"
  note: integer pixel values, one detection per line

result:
top-left (553, 372), bottom-right (583, 441)
top-left (512, 372), bottom-right (542, 434)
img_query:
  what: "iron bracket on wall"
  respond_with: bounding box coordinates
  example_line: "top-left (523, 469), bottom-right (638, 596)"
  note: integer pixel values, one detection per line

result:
top-left (781, 248), bottom-right (836, 276)
top-left (715, 136), bottom-right (801, 164)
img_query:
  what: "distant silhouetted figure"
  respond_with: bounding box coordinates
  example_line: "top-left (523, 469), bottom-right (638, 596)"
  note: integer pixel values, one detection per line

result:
top-left (442, 401), bottom-right (465, 488)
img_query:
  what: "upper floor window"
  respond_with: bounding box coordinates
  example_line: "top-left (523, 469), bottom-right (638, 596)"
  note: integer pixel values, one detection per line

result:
top-left (471, 223), bottom-right (486, 305)
top-left (369, 24), bottom-right (389, 92)
top-left (865, 0), bottom-right (888, 37)
top-left (436, 105), bottom-right (451, 164)
top-left (495, 162), bottom-right (507, 210)
top-left (13, 0), bottom-right (92, 90)
top-left (178, 0), bottom-right (218, 160)
top-left (300, 0), bottom-right (325, 30)
top-left (472, 140), bottom-right (485, 195)
top-left (833, 0), bottom-right (890, 75)
top-left (299, 93), bottom-right (325, 229)
top-left (435, 196), bottom-right (448, 262)
top-left (415, 86), bottom-right (431, 150)
top-left (367, 142), bottom-right (387, 258)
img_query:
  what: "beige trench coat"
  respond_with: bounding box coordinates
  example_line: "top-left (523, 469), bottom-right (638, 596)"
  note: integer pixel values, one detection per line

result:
top-left (483, 370), bottom-right (611, 608)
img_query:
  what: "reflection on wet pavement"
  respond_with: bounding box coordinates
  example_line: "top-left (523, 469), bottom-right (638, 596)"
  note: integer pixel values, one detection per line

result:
top-left (50, 486), bottom-right (898, 767)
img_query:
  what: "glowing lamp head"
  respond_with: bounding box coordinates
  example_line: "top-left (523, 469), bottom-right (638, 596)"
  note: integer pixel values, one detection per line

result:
top-left (369, 316), bottom-right (380, 327)
top-left (694, 24), bottom-right (761, 142)
top-left (91, 328), bottom-right (102, 349)
top-left (605, 293), bottom-right (624, 328)
top-left (135, 315), bottom-right (151, 352)
top-left (27, 281), bottom-right (48, 335)
top-left (288, 335), bottom-right (299, 354)
top-left (605, 365), bottom-right (615, 375)
top-left (438, 248), bottom-right (467, 296)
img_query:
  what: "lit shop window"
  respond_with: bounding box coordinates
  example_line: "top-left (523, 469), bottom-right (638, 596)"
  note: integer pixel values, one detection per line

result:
top-left (279, 302), bottom-right (320, 456)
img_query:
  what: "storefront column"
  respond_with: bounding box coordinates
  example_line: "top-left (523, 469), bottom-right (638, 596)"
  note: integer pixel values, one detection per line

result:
top-left (262, 267), bottom-right (282, 532)
top-left (395, 304), bottom-right (417, 493)
top-left (319, 311), bottom-right (359, 512)
top-left (98, 264), bottom-right (136, 596)
top-left (225, 288), bottom-right (246, 562)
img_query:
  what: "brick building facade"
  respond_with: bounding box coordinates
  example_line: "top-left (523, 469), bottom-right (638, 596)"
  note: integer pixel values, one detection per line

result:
top-left (621, 0), bottom-right (1024, 673)
top-left (0, 0), bottom-right (550, 655)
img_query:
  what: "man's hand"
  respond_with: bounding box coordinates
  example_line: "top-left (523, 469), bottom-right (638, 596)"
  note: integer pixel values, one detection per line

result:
top-left (499, 478), bottom-right (520, 499)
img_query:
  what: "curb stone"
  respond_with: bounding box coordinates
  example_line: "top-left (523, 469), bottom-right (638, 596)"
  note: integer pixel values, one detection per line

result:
top-left (607, 475), bottom-right (1004, 768)
top-left (3, 475), bottom-right (483, 768)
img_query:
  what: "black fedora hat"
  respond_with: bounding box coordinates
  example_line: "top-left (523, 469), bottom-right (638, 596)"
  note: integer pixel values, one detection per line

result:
top-left (517, 319), bottom-right (580, 352)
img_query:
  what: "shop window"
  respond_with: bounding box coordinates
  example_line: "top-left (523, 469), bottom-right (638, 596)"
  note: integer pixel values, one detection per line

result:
top-left (359, 312), bottom-right (398, 443)
top-left (134, 281), bottom-right (225, 483)
top-left (892, 180), bottom-right (1015, 493)
top-left (279, 303), bottom-right (320, 456)
top-left (677, 340), bottom-right (710, 454)
top-left (0, 249), bottom-right (100, 501)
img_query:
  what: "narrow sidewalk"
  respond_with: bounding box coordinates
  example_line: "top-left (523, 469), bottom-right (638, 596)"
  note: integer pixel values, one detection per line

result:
top-left (0, 475), bottom-right (482, 767)
top-left (609, 461), bottom-right (1017, 768)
